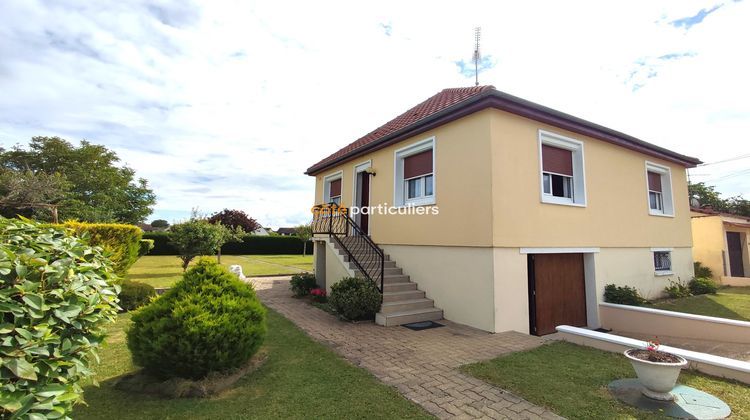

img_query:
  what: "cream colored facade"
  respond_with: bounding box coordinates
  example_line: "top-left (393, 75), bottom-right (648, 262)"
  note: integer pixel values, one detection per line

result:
top-left (312, 107), bottom-right (696, 334)
top-left (691, 211), bottom-right (750, 285)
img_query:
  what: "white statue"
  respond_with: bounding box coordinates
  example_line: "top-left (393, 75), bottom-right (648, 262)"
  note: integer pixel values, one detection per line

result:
top-left (229, 264), bottom-right (246, 280)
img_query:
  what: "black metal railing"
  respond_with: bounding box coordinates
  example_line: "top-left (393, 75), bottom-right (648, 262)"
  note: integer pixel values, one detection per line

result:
top-left (312, 204), bottom-right (385, 293)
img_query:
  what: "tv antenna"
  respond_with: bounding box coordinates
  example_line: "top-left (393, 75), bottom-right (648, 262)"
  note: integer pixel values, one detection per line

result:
top-left (473, 27), bottom-right (481, 86)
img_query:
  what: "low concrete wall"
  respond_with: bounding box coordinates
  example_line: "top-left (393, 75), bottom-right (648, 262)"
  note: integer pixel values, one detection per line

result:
top-left (721, 276), bottom-right (750, 287)
top-left (556, 326), bottom-right (750, 385)
top-left (599, 303), bottom-right (750, 344)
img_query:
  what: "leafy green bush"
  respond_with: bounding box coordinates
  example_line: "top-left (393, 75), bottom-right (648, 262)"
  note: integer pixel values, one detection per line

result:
top-left (127, 259), bottom-right (266, 380)
top-left (0, 217), bottom-right (120, 418)
top-left (290, 273), bottom-right (317, 297)
top-left (168, 219), bottom-right (241, 271)
top-left (119, 280), bottom-right (156, 311)
top-left (139, 238), bottom-right (154, 257)
top-left (603, 284), bottom-right (647, 306)
top-left (689, 277), bottom-right (719, 295)
top-left (664, 279), bottom-right (691, 299)
top-left (329, 277), bottom-right (381, 320)
top-left (63, 221), bottom-right (143, 276)
top-left (694, 261), bottom-right (713, 279)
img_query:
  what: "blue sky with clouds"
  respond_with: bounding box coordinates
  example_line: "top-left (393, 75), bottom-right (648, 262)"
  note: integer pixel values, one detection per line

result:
top-left (0, 0), bottom-right (748, 226)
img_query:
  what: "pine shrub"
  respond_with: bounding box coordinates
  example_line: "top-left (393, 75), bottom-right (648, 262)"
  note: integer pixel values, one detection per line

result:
top-left (127, 259), bottom-right (266, 380)
top-left (119, 280), bottom-right (156, 311)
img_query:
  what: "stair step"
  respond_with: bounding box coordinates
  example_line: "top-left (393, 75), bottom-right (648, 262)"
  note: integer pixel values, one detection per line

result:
top-left (379, 298), bottom-right (435, 314)
top-left (342, 254), bottom-right (391, 262)
top-left (382, 289), bottom-right (425, 302)
top-left (383, 282), bottom-right (416, 292)
top-left (375, 308), bottom-right (443, 326)
top-left (354, 267), bottom-right (402, 276)
top-left (348, 260), bottom-right (396, 269)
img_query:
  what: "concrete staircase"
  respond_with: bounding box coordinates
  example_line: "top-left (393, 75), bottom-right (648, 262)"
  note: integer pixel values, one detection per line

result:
top-left (332, 237), bottom-right (443, 326)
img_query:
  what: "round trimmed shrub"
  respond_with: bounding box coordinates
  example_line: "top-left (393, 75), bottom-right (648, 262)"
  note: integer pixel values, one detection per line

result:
top-left (127, 259), bottom-right (266, 380)
top-left (329, 277), bottom-right (381, 320)
top-left (119, 280), bottom-right (156, 311)
top-left (689, 277), bottom-right (718, 295)
top-left (290, 272), bottom-right (317, 297)
top-left (0, 217), bottom-right (120, 419)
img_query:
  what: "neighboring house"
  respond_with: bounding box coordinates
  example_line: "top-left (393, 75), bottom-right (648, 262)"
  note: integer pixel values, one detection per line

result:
top-left (276, 227), bottom-right (297, 236)
top-left (691, 207), bottom-right (750, 286)
top-left (306, 86), bottom-right (700, 336)
top-left (137, 223), bottom-right (158, 232)
top-left (252, 227), bottom-right (271, 236)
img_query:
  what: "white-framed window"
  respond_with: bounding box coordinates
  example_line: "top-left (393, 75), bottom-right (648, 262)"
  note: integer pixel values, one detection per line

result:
top-left (323, 171), bottom-right (343, 205)
top-left (538, 130), bottom-right (586, 206)
top-left (645, 162), bottom-right (674, 216)
top-left (394, 137), bottom-right (435, 207)
top-left (652, 249), bottom-right (672, 274)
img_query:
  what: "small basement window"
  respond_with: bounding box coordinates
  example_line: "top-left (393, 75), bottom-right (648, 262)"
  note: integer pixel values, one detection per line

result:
top-left (653, 251), bottom-right (672, 273)
top-left (539, 131), bottom-right (586, 206)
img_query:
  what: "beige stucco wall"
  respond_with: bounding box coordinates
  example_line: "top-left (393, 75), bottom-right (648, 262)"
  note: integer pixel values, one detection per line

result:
top-left (323, 240), bottom-right (352, 294)
top-left (492, 248), bottom-right (530, 334)
top-left (488, 109), bottom-right (693, 248)
top-left (595, 247), bottom-right (693, 300)
top-left (313, 110), bottom-right (494, 247)
top-left (690, 215), bottom-right (726, 280)
top-left (381, 244), bottom-right (496, 332)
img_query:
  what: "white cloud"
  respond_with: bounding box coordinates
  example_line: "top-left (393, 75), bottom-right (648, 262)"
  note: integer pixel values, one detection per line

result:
top-left (0, 0), bottom-right (748, 226)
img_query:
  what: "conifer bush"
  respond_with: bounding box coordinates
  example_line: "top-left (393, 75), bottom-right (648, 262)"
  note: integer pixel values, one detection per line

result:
top-left (127, 260), bottom-right (266, 380)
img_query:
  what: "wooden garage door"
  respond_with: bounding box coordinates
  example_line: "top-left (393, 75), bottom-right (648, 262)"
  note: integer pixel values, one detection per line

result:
top-left (530, 253), bottom-right (587, 336)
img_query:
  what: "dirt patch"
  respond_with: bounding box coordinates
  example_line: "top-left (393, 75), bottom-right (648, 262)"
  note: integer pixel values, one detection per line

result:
top-left (114, 352), bottom-right (268, 398)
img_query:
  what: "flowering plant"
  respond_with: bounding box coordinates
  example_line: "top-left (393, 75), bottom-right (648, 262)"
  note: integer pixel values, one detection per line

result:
top-left (310, 287), bottom-right (327, 302)
top-left (646, 338), bottom-right (660, 352)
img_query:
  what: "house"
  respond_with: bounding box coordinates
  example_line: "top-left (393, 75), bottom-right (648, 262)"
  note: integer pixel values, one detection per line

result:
top-left (252, 227), bottom-right (271, 236)
top-left (691, 207), bottom-right (750, 286)
top-left (276, 227), bottom-right (297, 236)
top-left (306, 86), bottom-right (700, 336)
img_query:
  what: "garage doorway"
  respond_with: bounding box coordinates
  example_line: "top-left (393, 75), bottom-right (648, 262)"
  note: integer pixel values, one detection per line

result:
top-left (528, 253), bottom-right (587, 336)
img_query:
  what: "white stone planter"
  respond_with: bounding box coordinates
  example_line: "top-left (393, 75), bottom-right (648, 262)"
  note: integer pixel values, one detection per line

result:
top-left (624, 349), bottom-right (688, 401)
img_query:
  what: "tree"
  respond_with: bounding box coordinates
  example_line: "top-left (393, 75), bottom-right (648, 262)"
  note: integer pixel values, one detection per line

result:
top-left (150, 219), bottom-right (170, 229)
top-left (689, 182), bottom-right (750, 217)
top-left (294, 223), bottom-right (312, 256)
top-left (0, 136), bottom-right (156, 224)
top-left (208, 209), bottom-right (260, 232)
top-left (0, 169), bottom-right (69, 222)
top-left (169, 219), bottom-right (241, 271)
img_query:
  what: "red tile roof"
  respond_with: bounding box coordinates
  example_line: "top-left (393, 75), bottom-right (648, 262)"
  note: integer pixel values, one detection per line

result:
top-left (306, 86), bottom-right (495, 174)
top-left (306, 86), bottom-right (701, 175)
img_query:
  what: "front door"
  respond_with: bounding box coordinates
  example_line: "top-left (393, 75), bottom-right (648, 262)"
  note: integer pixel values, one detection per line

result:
top-left (529, 253), bottom-right (587, 336)
top-left (727, 232), bottom-right (745, 277)
top-left (355, 171), bottom-right (370, 234)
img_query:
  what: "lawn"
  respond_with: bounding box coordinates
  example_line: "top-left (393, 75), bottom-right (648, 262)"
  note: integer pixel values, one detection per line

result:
top-left (650, 286), bottom-right (750, 321)
top-left (462, 341), bottom-right (750, 420)
top-left (128, 254), bottom-right (313, 288)
top-left (75, 309), bottom-right (429, 419)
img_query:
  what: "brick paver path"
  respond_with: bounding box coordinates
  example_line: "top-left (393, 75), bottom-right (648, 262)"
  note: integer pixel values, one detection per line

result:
top-left (252, 277), bottom-right (562, 419)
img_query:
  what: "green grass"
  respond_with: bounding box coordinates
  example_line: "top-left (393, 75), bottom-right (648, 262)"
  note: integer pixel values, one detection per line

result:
top-left (462, 341), bottom-right (750, 420)
top-left (128, 255), bottom-right (313, 288)
top-left (76, 309), bottom-right (429, 419)
top-left (650, 286), bottom-right (750, 321)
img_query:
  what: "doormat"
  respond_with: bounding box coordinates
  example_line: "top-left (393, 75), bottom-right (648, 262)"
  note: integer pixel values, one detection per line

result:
top-left (403, 321), bottom-right (444, 331)
top-left (594, 328), bottom-right (612, 333)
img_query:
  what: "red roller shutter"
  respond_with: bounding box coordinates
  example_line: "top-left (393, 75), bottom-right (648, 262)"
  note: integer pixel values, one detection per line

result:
top-left (647, 172), bottom-right (662, 192)
top-left (542, 145), bottom-right (573, 176)
top-left (403, 149), bottom-right (433, 179)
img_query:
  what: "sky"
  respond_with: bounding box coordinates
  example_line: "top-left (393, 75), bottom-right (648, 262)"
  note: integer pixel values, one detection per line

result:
top-left (0, 0), bottom-right (748, 227)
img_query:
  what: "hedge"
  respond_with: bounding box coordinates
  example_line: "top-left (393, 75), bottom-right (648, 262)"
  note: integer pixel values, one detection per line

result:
top-left (144, 232), bottom-right (313, 255)
top-left (63, 221), bottom-right (144, 276)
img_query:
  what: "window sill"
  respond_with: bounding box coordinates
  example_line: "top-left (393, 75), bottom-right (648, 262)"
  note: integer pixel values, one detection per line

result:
top-left (654, 271), bottom-right (674, 277)
top-left (649, 210), bottom-right (674, 218)
top-left (398, 198), bottom-right (436, 208)
top-left (541, 197), bottom-right (586, 207)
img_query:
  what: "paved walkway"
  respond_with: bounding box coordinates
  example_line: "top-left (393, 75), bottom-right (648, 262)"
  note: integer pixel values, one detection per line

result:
top-left (251, 277), bottom-right (562, 419)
